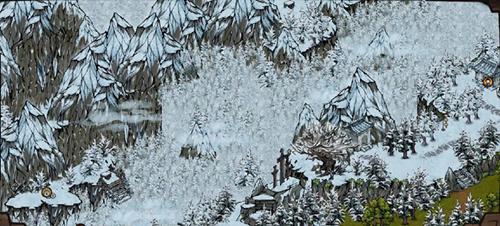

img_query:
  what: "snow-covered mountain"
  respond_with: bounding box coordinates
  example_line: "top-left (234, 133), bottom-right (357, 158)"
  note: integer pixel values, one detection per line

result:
top-left (52, 1), bottom-right (99, 46)
top-left (293, 103), bottom-right (320, 142)
top-left (0, 105), bottom-right (20, 182)
top-left (0, 1), bottom-right (53, 44)
top-left (271, 19), bottom-right (302, 61)
top-left (125, 13), bottom-right (181, 79)
top-left (0, 1), bottom-right (33, 28)
top-left (151, 0), bottom-right (204, 37)
top-left (56, 35), bottom-right (124, 113)
top-left (365, 26), bottom-right (393, 58)
top-left (319, 68), bottom-right (394, 130)
top-left (105, 13), bottom-right (134, 65)
top-left (180, 121), bottom-right (217, 160)
top-left (0, 30), bottom-right (20, 99)
top-left (17, 102), bottom-right (64, 173)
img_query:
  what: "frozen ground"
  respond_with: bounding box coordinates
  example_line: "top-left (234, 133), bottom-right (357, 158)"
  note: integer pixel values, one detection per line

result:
top-left (31, 1), bottom-right (500, 225)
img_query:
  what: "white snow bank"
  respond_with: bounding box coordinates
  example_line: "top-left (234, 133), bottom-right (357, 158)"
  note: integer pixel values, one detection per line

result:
top-left (6, 180), bottom-right (81, 209)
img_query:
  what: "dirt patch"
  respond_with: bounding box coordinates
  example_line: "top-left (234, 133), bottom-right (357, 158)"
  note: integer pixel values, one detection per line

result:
top-left (456, 188), bottom-right (470, 211)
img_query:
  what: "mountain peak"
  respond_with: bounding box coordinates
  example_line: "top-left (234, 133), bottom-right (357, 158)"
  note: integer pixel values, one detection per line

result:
top-left (352, 67), bottom-right (375, 84)
top-left (109, 12), bottom-right (132, 29)
top-left (138, 13), bottom-right (161, 28)
top-left (180, 121), bottom-right (217, 160)
top-left (293, 103), bottom-right (320, 142)
top-left (320, 69), bottom-right (393, 131)
top-left (366, 26), bottom-right (393, 58)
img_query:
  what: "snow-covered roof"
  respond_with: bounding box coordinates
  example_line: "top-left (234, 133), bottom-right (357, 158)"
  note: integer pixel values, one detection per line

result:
top-left (470, 57), bottom-right (497, 75)
top-left (347, 118), bottom-right (373, 135)
top-left (6, 180), bottom-right (81, 209)
top-left (241, 203), bottom-right (255, 209)
top-left (270, 177), bottom-right (299, 192)
top-left (253, 194), bottom-right (274, 201)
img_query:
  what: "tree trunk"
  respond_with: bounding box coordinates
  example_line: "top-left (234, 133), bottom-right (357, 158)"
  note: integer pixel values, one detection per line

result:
top-left (402, 150), bottom-right (409, 159)
top-left (466, 115), bottom-right (472, 124)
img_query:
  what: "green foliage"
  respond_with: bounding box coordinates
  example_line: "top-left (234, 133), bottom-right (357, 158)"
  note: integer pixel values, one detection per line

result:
top-left (362, 198), bottom-right (393, 226)
top-left (485, 193), bottom-right (499, 212)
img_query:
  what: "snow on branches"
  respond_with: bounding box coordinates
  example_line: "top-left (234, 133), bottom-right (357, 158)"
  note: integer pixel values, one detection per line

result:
top-left (292, 123), bottom-right (355, 176)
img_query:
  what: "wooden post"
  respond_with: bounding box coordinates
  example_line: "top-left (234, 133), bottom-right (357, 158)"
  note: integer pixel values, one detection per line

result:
top-left (284, 152), bottom-right (290, 179)
top-left (285, 157), bottom-right (292, 179)
top-left (277, 149), bottom-right (285, 185)
top-left (271, 165), bottom-right (278, 188)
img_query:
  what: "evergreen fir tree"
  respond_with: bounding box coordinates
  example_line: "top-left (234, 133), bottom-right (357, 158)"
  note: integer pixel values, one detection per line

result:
top-left (478, 120), bottom-right (499, 152)
top-left (320, 190), bottom-right (344, 226)
top-left (214, 188), bottom-right (236, 222)
top-left (448, 201), bottom-right (463, 226)
top-left (453, 131), bottom-right (478, 169)
top-left (271, 205), bottom-right (291, 226)
top-left (234, 150), bottom-right (260, 187)
top-left (463, 194), bottom-right (483, 224)
top-left (365, 156), bottom-right (390, 190)
top-left (396, 183), bottom-right (414, 225)
top-left (431, 207), bottom-right (446, 226)
top-left (344, 181), bottom-right (365, 221)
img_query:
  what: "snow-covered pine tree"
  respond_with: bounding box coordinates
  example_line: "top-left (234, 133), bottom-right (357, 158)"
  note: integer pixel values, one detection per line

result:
top-left (320, 190), bottom-right (344, 226)
top-left (271, 204), bottom-right (291, 225)
top-left (474, 33), bottom-right (497, 58)
top-left (430, 207), bottom-right (445, 226)
top-left (300, 187), bottom-right (322, 223)
top-left (364, 155), bottom-right (390, 190)
top-left (424, 210), bottom-right (434, 226)
top-left (213, 187), bottom-right (235, 222)
top-left (409, 169), bottom-right (434, 211)
top-left (396, 183), bottom-right (414, 225)
top-left (351, 157), bottom-right (364, 176)
top-left (383, 128), bottom-right (398, 156)
top-left (478, 120), bottom-right (499, 152)
top-left (248, 0), bottom-right (279, 42)
top-left (450, 96), bottom-right (462, 121)
top-left (344, 181), bottom-right (365, 221)
top-left (417, 113), bottom-right (431, 146)
top-left (453, 131), bottom-right (479, 169)
top-left (257, 210), bottom-right (273, 226)
top-left (55, 34), bottom-right (125, 118)
top-left (431, 178), bottom-right (449, 200)
top-left (448, 201), bottom-right (463, 226)
top-left (463, 194), bottom-right (483, 224)
top-left (234, 150), bottom-right (260, 187)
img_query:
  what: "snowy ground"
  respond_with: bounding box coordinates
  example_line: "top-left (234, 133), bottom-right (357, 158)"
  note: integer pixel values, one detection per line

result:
top-left (55, 1), bottom-right (499, 226)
